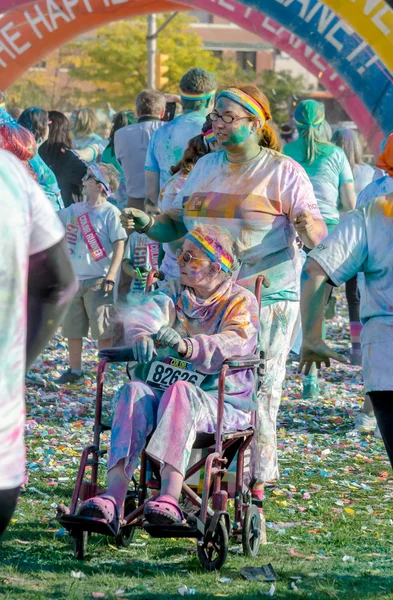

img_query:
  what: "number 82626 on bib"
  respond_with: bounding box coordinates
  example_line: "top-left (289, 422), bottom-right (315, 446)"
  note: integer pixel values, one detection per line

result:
top-left (145, 356), bottom-right (206, 391)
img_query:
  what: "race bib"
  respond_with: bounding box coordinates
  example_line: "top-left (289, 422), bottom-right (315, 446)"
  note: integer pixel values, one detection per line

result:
top-left (146, 357), bottom-right (205, 391)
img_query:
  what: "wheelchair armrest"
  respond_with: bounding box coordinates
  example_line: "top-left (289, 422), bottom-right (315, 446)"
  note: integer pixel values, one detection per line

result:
top-left (224, 355), bottom-right (260, 369)
top-left (98, 346), bottom-right (135, 363)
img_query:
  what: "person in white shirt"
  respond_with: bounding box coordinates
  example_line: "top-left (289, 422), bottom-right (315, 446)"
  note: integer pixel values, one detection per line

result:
top-left (300, 191), bottom-right (393, 472)
top-left (115, 90), bottom-right (166, 210)
top-left (57, 164), bottom-right (127, 384)
top-left (331, 128), bottom-right (375, 368)
top-left (0, 149), bottom-right (76, 537)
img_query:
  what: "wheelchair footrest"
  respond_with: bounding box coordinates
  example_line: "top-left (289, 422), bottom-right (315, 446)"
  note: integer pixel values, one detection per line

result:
top-left (144, 522), bottom-right (201, 539)
top-left (58, 514), bottom-right (117, 537)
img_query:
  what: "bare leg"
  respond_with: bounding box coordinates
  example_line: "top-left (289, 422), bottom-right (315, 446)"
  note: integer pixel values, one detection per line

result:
top-left (106, 459), bottom-right (130, 510)
top-left (68, 338), bottom-right (83, 371)
top-left (160, 464), bottom-right (184, 500)
top-left (362, 393), bottom-right (374, 415)
top-left (98, 338), bottom-right (112, 351)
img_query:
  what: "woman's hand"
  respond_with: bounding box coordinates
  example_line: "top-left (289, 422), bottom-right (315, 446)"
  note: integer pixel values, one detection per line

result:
top-left (298, 341), bottom-right (348, 375)
top-left (120, 208), bottom-right (150, 233)
top-left (293, 211), bottom-right (315, 237)
top-left (155, 326), bottom-right (186, 354)
top-left (131, 335), bottom-right (156, 364)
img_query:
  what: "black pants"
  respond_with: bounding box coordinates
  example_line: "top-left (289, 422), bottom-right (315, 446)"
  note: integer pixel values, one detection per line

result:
top-left (0, 486), bottom-right (20, 538)
top-left (369, 392), bottom-right (393, 469)
top-left (345, 275), bottom-right (360, 322)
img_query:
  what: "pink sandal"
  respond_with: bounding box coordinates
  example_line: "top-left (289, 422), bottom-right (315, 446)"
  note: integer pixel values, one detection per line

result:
top-left (77, 494), bottom-right (120, 536)
top-left (144, 494), bottom-right (183, 525)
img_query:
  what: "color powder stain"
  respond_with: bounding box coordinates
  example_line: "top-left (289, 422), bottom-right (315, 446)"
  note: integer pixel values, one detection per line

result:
top-left (225, 124), bottom-right (252, 146)
top-left (380, 198), bottom-right (393, 218)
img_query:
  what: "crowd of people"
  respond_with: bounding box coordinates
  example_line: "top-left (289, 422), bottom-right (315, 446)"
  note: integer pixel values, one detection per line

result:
top-left (0, 66), bottom-right (392, 540)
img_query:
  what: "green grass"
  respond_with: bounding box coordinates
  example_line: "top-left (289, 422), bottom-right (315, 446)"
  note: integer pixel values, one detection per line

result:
top-left (1, 296), bottom-right (393, 599)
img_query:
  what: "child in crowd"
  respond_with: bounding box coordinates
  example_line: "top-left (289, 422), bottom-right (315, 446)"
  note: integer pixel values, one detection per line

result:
top-left (56, 163), bottom-right (127, 384)
top-left (122, 198), bottom-right (162, 296)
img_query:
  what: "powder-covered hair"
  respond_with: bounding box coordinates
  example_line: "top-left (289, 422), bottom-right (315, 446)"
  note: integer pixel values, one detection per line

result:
top-left (18, 107), bottom-right (48, 143)
top-left (294, 99), bottom-right (334, 165)
top-left (180, 68), bottom-right (217, 111)
top-left (0, 121), bottom-right (37, 177)
top-left (97, 162), bottom-right (119, 193)
top-left (331, 128), bottom-right (364, 172)
top-left (190, 224), bottom-right (240, 276)
top-left (72, 108), bottom-right (98, 137)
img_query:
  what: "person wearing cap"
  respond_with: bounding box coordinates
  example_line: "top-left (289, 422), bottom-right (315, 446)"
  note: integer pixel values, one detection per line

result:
top-left (284, 100), bottom-right (356, 398)
top-left (73, 224), bottom-right (259, 530)
top-left (56, 164), bottom-right (127, 384)
top-left (120, 84), bottom-right (327, 504)
top-left (145, 68), bottom-right (217, 203)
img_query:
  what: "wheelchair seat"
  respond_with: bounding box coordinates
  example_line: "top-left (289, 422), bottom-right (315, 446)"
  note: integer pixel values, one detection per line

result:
top-left (193, 428), bottom-right (254, 449)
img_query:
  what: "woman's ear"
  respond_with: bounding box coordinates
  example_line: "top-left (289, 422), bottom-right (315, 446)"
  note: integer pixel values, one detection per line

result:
top-left (210, 262), bottom-right (222, 276)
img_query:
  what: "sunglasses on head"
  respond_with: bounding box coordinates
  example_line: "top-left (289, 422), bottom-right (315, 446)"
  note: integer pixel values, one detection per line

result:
top-left (176, 249), bottom-right (207, 264)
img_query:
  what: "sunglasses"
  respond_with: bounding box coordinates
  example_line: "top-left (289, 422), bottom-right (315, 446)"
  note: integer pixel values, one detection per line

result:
top-left (176, 249), bottom-right (207, 264)
top-left (82, 174), bottom-right (99, 184)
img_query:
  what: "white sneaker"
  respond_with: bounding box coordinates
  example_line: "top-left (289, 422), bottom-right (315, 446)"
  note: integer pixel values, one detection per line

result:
top-left (374, 425), bottom-right (382, 439)
top-left (354, 412), bottom-right (377, 432)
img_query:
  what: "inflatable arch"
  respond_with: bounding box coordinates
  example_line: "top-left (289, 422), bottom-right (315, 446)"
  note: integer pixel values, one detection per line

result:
top-left (321, 0), bottom-right (393, 76)
top-left (0, 0), bottom-right (390, 149)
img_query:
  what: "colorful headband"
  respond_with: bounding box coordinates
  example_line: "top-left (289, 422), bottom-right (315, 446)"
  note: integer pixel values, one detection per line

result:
top-left (180, 89), bottom-right (216, 101)
top-left (294, 116), bottom-right (324, 129)
top-left (202, 128), bottom-right (216, 144)
top-left (216, 88), bottom-right (266, 126)
top-left (186, 229), bottom-right (234, 273)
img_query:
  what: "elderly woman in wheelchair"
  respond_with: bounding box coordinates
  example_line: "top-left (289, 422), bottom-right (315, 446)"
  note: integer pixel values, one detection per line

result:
top-left (78, 224), bottom-right (259, 533)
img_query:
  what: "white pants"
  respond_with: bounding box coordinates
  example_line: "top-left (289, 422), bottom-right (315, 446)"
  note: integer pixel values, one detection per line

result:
top-left (253, 300), bottom-right (300, 482)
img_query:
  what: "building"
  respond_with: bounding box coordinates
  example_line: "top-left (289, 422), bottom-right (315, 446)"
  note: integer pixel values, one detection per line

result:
top-left (190, 10), bottom-right (319, 88)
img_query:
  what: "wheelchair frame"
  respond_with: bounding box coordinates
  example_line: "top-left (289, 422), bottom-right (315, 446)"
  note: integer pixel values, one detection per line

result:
top-left (57, 273), bottom-right (269, 570)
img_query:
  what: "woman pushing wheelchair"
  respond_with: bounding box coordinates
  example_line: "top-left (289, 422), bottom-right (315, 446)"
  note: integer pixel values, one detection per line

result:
top-left (77, 225), bottom-right (259, 532)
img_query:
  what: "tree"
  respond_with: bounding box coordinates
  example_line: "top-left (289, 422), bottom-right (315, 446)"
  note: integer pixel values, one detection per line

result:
top-left (68, 14), bottom-right (237, 108)
top-left (259, 69), bottom-right (308, 127)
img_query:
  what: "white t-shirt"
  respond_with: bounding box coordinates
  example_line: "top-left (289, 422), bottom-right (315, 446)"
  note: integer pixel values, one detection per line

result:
top-left (115, 119), bottom-right (164, 198)
top-left (59, 201), bottom-right (127, 280)
top-left (353, 163), bottom-right (375, 196)
top-left (123, 233), bottom-right (160, 295)
top-left (309, 198), bottom-right (393, 392)
top-left (0, 150), bottom-right (64, 489)
top-left (158, 171), bottom-right (188, 281)
top-left (167, 148), bottom-right (323, 304)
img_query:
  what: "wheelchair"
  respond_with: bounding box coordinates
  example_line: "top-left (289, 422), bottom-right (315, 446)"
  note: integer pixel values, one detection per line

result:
top-left (57, 273), bottom-right (270, 571)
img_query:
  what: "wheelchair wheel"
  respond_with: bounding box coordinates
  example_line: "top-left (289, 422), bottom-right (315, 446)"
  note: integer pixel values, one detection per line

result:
top-left (242, 504), bottom-right (262, 557)
top-left (197, 517), bottom-right (228, 571)
top-left (115, 495), bottom-right (136, 547)
top-left (72, 530), bottom-right (88, 560)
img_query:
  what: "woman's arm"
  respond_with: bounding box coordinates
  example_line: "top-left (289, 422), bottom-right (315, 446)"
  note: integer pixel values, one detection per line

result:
top-left (300, 258), bottom-right (347, 374)
top-left (77, 145), bottom-right (100, 163)
top-left (121, 209), bottom-right (187, 242)
top-left (293, 211), bottom-right (328, 249)
top-left (339, 182), bottom-right (357, 211)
